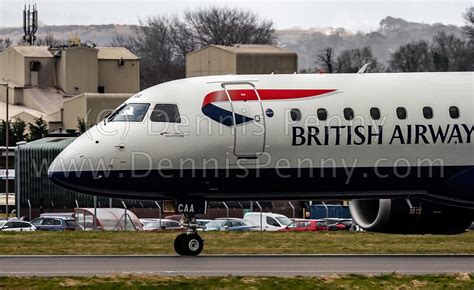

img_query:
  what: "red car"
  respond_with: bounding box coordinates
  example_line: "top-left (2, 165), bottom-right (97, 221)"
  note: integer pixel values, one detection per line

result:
top-left (281, 219), bottom-right (328, 232)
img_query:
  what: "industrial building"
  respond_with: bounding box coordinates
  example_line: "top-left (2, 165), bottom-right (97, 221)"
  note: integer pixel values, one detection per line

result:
top-left (0, 45), bottom-right (139, 130)
top-left (0, 44), bottom-right (139, 214)
top-left (186, 44), bottom-right (298, 78)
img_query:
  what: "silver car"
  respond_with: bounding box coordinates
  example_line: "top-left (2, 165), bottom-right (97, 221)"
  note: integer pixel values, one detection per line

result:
top-left (0, 220), bottom-right (36, 231)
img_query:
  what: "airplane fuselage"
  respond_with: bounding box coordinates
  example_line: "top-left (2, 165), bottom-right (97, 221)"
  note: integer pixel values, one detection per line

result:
top-left (48, 72), bottom-right (474, 207)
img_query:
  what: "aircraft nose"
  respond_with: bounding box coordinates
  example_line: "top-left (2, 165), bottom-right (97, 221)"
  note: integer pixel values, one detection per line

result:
top-left (48, 128), bottom-right (117, 194)
top-left (48, 145), bottom-right (82, 188)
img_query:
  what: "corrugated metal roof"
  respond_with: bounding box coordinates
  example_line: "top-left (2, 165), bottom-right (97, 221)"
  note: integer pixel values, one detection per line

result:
top-left (20, 137), bottom-right (76, 150)
top-left (190, 44), bottom-right (294, 55)
top-left (11, 46), bottom-right (53, 58)
top-left (97, 47), bottom-right (139, 60)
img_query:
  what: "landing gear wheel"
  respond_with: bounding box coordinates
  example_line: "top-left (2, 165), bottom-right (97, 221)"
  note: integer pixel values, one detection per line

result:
top-left (174, 233), bottom-right (188, 255)
top-left (174, 233), bottom-right (204, 256)
top-left (185, 233), bottom-right (203, 256)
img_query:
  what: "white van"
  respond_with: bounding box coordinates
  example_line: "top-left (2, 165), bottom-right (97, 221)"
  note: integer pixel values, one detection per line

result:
top-left (244, 212), bottom-right (292, 231)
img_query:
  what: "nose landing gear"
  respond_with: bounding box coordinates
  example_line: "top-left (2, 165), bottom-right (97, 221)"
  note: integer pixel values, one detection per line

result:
top-left (174, 213), bottom-right (204, 256)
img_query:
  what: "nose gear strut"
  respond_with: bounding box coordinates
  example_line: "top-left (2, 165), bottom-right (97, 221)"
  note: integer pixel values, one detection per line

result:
top-left (174, 212), bottom-right (204, 256)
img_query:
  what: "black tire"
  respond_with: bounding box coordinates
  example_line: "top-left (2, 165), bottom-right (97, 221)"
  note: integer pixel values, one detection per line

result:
top-left (174, 233), bottom-right (188, 255)
top-left (177, 233), bottom-right (204, 256)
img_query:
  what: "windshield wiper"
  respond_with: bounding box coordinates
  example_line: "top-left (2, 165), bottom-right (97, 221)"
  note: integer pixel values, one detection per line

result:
top-left (104, 104), bottom-right (126, 125)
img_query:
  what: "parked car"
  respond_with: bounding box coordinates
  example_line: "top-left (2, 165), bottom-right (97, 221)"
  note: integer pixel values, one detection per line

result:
top-left (142, 219), bottom-right (183, 231)
top-left (0, 220), bottom-right (36, 231)
top-left (281, 219), bottom-right (328, 232)
top-left (140, 218), bottom-right (164, 227)
top-left (164, 215), bottom-right (183, 222)
top-left (222, 219), bottom-right (258, 231)
top-left (204, 219), bottom-right (258, 231)
top-left (337, 219), bottom-right (353, 230)
top-left (196, 219), bottom-right (213, 227)
top-left (31, 216), bottom-right (76, 231)
top-left (326, 218), bottom-right (353, 231)
top-left (244, 212), bottom-right (292, 231)
top-left (40, 212), bottom-right (75, 218)
top-left (204, 220), bottom-right (226, 231)
top-left (165, 214), bottom-right (208, 222)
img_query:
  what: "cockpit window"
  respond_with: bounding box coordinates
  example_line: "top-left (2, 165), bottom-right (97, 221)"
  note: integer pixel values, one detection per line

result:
top-left (108, 103), bottom-right (150, 122)
top-left (150, 104), bottom-right (181, 123)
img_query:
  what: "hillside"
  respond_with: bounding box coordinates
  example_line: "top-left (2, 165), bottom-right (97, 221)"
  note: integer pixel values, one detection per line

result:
top-left (0, 24), bottom-right (137, 47)
top-left (278, 17), bottom-right (463, 70)
top-left (0, 17), bottom-right (464, 70)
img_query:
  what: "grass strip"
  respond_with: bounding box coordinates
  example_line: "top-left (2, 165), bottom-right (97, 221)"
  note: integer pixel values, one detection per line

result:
top-left (0, 231), bottom-right (472, 255)
top-left (0, 273), bottom-right (473, 289)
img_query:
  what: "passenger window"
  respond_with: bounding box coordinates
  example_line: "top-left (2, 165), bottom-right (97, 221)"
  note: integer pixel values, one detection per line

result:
top-left (266, 217), bottom-right (280, 227)
top-left (396, 107), bottom-right (407, 120)
top-left (108, 103), bottom-right (150, 122)
top-left (317, 108), bottom-right (328, 121)
top-left (449, 106), bottom-right (460, 119)
top-left (370, 107), bottom-right (381, 120)
top-left (423, 106), bottom-right (433, 119)
top-left (343, 108), bottom-right (354, 121)
top-left (290, 108), bottom-right (301, 121)
top-left (53, 219), bottom-right (61, 226)
top-left (150, 104), bottom-right (181, 123)
top-left (43, 218), bottom-right (55, 226)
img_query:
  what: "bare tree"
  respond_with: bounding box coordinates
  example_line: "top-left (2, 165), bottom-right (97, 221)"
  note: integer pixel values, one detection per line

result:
top-left (388, 41), bottom-right (432, 72)
top-left (139, 17), bottom-right (187, 88)
top-left (336, 46), bottom-right (383, 73)
top-left (315, 47), bottom-right (335, 73)
top-left (431, 31), bottom-right (471, 71)
top-left (463, 7), bottom-right (474, 44)
top-left (111, 7), bottom-right (276, 89)
top-left (111, 34), bottom-right (139, 55)
top-left (111, 17), bottom-right (185, 88)
top-left (0, 38), bottom-right (12, 52)
top-left (169, 17), bottom-right (197, 61)
top-left (184, 7), bottom-right (276, 46)
top-left (462, 7), bottom-right (474, 71)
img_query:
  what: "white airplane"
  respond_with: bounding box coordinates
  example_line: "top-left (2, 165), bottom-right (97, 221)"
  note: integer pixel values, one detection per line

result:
top-left (48, 72), bottom-right (474, 255)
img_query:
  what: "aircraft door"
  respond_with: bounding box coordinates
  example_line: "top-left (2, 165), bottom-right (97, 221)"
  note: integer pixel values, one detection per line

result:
top-left (222, 83), bottom-right (265, 158)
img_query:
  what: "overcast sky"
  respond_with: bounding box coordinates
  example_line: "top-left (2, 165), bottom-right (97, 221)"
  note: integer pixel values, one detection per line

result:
top-left (0, 0), bottom-right (471, 31)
